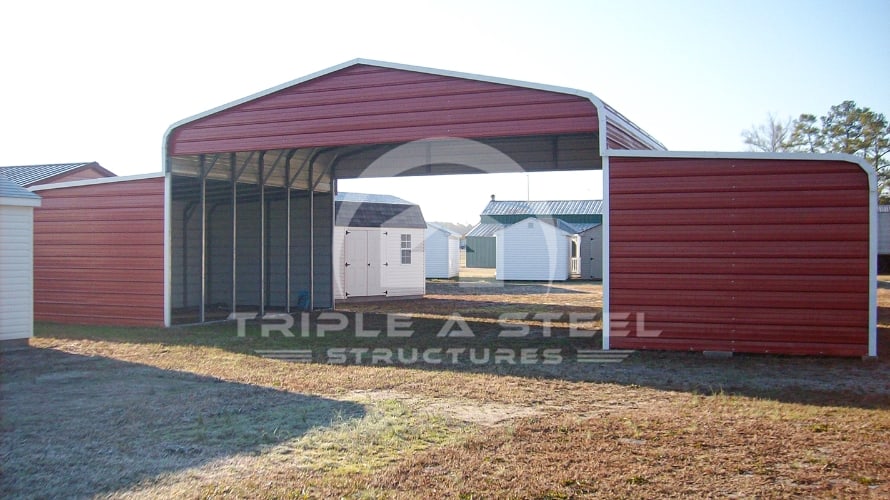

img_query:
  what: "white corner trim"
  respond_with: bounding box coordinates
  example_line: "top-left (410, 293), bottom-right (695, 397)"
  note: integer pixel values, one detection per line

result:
top-left (601, 155), bottom-right (610, 351)
top-left (163, 172), bottom-right (172, 328)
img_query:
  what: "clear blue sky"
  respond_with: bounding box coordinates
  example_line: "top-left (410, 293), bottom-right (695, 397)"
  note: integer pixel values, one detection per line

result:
top-left (2, 0), bottom-right (887, 223)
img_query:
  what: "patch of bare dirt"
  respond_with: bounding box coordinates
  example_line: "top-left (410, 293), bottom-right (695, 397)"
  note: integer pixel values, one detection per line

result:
top-left (346, 389), bottom-right (545, 426)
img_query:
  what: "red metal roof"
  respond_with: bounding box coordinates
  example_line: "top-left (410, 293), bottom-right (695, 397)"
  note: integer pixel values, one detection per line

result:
top-left (166, 59), bottom-right (664, 157)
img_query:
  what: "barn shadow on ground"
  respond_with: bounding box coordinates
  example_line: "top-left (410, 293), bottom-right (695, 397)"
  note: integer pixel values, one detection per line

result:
top-left (0, 347), bottom-right (365, 498)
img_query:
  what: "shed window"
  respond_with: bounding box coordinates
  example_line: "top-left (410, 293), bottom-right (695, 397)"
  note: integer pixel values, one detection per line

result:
top-left (400, 234), bottom-right (412, 264)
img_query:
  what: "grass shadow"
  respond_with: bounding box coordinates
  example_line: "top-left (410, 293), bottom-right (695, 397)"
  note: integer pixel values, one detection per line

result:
top-left (0, 347), bottom-right (365, 498)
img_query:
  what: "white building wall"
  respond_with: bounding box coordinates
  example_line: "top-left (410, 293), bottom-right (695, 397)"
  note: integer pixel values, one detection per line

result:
top-left (496, 218), bottom-right (570, 281)
top-left (425, 227), bottom-right (460, 278)
top-left (334, 226), bottom-right (425, 299)
top-left (578, 225), bottom-right (603, 280)
top-left (382, 228), bottom-right (426, 296)
top-left (0, 205), bottom-right (36, 340)
top-left (333, 226), bottom-right (347, 300)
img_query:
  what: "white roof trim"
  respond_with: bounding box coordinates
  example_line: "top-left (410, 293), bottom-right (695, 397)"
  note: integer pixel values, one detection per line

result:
top-left (0, 196), bottom-right (41, 207)
top-left (162, 58), bottom-right (665, 165)
top-left (29, 172), bottom-right (164, 192)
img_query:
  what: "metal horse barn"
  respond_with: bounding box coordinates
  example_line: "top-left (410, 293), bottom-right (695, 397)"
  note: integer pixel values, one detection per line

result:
top-left (30, 59), bottom-right (876, 357)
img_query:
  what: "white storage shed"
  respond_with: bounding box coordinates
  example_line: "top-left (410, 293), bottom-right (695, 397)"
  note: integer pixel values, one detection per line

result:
top-left (425, 223), bottom-right (461, 278)
top-left (333, 193), bottom-right (427, 300)
top-left (569, 222), bottom-right (603, 280)
top-left (0, 177), bottom-right (41, 342)
top-left (495, 217), bottom-right (571, 281)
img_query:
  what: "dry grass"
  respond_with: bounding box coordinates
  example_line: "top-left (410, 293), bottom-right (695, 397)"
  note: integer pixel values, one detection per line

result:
top-left (1, 278), bottom-right (888, 498)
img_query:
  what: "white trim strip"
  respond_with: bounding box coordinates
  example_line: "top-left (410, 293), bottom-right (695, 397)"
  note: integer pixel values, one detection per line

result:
top-left (601, 155), bottom-right (610, 351)
top-left (29, 172), bottom-right (164, 191)
top-left (163, 173), bottom-right (172, 327)
top-left (0, 196), bottom-right (41, 207)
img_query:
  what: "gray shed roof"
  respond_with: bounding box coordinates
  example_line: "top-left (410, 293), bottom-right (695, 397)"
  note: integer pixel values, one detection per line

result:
top-left (427, 222), bottom-right (462, 237)
top-left (335, 192), bottom-right (426, 228)
top-left (0, 162), bottom-right (114, 187)
top-left (557, 221), bottom-right (601, 234)
top-left (0, 176), bottom-right (41, 202)
top-left (335, 192), bottom-right (415, 205)
top-left (466, 223), bottom-right (503, 238)
top-left (481, 199), bottom-right (603, 216)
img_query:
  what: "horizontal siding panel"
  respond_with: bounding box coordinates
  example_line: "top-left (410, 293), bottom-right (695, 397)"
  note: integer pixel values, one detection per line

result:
top-left (611, 223), bottom-right (867, 242)
top-left (35, 231), bottom-right (162, 245)
top-left (610, 171), bottom-right (864, 195)
top-left (610, 289), bottom-right (865, 310)
top-left (34, 195), bottom-right (163, 210)
top-left (608, 189), bottom-right (867, 210)
top-left (169, 64), bottom-right (599, 155)
top-left (610, 158), bottom-right (863, 178)
top-left (610, 321), bottom-right (865, 344)
top-left (611, 206), bottom-right (867, 226)
top-left (608, 305), bottom-right (866, 328)
top-left (610, 273), bottom-right (867, 293)
top-left (34, 266), bottom-right (164, 289)
top-left (610, 257), bottom-right (867, 276)
top-left (34, 309), bottom-right (163, 327)
top-left (36, 291), bottom-right (163, 308)
top-left (34, 220), bottom-right (164, 234)
top-left (608, 156), bottom-right (870, 357)
top-left (610, 241), bottom-right (867, 259)
top-left (610, 337), bottom-right (867, 357)
top-left (34, 256), bottom-right (163, 269)
top-left (35, 245), bottom-right (162, 259)
top-left (33, 206), bottom-right (165, 223)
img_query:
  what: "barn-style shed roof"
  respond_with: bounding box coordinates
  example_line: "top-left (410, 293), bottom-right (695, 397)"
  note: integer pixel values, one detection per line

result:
top-left (335, 192), bottom-right (426, 229)
top-left (0, 162), bottom-right (115, 187)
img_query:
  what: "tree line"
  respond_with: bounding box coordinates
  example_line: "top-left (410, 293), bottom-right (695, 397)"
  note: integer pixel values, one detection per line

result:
top-left (742, 101), bottom-right (890, 196)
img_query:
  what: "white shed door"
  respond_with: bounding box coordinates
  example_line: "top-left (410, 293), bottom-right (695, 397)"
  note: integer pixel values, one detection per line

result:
top-left (344, 230), bottom-right (368, 297)
top-left (344, 230), bottom-right (385, 298)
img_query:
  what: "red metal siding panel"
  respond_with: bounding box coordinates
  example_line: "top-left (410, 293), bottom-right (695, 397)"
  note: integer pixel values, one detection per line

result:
top-left (168, 65), bottom-right (599, 155)
top-left (32, 177), bottom-right (165, 327)
top-left (609, 157), bottom-right (870, 356)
